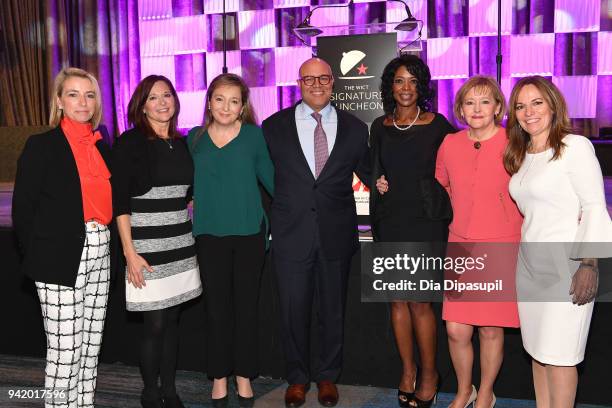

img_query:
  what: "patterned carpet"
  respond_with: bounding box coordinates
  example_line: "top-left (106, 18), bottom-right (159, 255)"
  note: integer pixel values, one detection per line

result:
top-left (0, 353), bottom-right (283, 407)
top-left (1, 354), bottom-right (610, 408)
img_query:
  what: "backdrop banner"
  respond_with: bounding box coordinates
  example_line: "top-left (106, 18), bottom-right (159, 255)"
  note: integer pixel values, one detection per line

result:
top-left (318, 32), bottom-right (396, 123)
top-left (317, 32), bottom-right (397, 217)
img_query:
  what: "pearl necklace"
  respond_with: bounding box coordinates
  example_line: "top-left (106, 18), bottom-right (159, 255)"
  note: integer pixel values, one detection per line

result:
top-left (393, 106), bottom-right (420, 131)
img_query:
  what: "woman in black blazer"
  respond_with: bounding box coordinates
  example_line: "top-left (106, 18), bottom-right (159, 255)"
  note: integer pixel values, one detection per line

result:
top-left (12, 67), bottom-right (113, 408)
top-left (112, 75), bottom-right (201, 408)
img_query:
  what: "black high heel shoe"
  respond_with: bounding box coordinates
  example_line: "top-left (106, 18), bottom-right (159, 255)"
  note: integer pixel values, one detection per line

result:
top-left (163, 393), bottom-right (186, 408)
top-left (409, 373), bottom-right (440, 408)
top-left (398, 389), bottom-right (415, 407)
top-left (233, 377), bottom-right (255, 407)
top-left (140, 395), bottom-right (164, 408)
top-left (237, 393), bottom-right (255, 407)
top-left (211, 395), bottom-right (228, 408)
top-left (398, 367), bottom-right (418, 407)
top-left (212, 378), bottom-right (229, 408)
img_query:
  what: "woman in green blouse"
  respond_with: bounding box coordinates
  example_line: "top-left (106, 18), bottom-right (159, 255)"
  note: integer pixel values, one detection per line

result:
top-left (188, 73), bottom-right (273, 408)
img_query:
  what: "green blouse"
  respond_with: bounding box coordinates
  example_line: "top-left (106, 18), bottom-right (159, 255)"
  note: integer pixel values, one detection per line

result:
top-left (188, 123), bottom-right (274, 238)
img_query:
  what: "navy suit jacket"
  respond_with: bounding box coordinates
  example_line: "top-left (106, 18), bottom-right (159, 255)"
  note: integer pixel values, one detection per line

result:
top-left (262, 103), bottom-right (370, 261)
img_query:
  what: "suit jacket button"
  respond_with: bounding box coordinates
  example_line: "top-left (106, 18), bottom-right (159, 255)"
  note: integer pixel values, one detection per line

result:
top-left (313, 185), bottom-right (317, 190)
top-left (311, 207), bottom-right (316, 212)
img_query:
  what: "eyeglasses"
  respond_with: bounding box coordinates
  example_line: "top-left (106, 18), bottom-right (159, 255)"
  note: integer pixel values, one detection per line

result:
top-left (299, 75), bottom-right (333, 86)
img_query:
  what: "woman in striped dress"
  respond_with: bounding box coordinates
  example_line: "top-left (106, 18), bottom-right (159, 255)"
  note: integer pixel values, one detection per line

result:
top-left (113, 75), bottom-right (202, 408)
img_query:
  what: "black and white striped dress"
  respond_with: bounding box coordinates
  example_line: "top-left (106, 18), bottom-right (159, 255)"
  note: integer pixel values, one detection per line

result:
top-left (126, 139), bottom-right (202, 311)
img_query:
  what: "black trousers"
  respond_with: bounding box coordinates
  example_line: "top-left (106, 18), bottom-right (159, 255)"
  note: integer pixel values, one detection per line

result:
top-left (196, 232), bottom-right (265, 379)
top-left (273, 233), bottom-right (351, 385)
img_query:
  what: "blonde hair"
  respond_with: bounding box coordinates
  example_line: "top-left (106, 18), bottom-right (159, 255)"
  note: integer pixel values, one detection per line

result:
top-left (453, 75), bottom-right (506, 126)
top-left (49, 67), bottom-right (102, 128)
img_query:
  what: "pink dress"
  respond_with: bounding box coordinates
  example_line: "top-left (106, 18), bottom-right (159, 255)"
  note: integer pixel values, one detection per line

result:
top-left (435, 128), bottom-right (522, 327)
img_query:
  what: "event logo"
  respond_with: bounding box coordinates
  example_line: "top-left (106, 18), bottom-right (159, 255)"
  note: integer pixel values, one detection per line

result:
top-left (317, 33), bottom-right (396, 124)
top-left (338, 50), bottom-right (375, 80)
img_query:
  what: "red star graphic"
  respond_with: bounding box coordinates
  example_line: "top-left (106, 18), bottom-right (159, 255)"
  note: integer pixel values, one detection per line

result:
top-left (356, 63), bottom-right (368, 75)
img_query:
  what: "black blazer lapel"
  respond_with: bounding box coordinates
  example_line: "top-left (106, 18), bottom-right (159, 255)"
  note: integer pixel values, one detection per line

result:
top-left (286, 104), bottom-right (316, 181)
top-left (52, 127), bottom-right (85, 221)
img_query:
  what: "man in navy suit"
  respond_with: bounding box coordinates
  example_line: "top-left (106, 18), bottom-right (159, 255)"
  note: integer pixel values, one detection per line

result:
top-left (262, 57), bottom-right (369, 407)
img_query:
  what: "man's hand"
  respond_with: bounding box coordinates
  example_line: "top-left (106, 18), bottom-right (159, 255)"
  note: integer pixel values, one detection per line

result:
top-left (376, 175), bottom-right (388, 195)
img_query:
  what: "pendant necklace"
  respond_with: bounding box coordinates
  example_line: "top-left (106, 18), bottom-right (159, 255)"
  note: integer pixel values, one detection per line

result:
top-left (393, 106), bottom-right (420, 131)
top-left (160, 137), bottom-right (173, 149)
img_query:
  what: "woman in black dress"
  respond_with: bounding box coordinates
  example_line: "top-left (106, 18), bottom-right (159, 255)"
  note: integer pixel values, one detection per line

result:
top-left (113, 75), bottom-right (202, 408)
top-left (370, 54), bottom-right (454, 408)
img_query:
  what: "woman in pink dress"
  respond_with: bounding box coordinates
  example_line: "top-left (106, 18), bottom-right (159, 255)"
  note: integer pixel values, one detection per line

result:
top-left (436, 76), bottom-right (522, 407)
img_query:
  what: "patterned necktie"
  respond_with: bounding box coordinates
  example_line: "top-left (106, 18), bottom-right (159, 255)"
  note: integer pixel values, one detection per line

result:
top-left (311, 111), bottom-right (329, 178)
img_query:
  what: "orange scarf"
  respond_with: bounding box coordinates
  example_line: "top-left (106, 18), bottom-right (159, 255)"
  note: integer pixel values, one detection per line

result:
top-left (61, 117), bottom-right (112, 224)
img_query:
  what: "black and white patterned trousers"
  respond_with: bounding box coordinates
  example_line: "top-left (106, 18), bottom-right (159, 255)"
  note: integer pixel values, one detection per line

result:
top-left (35, 221), bottom-right (110, 408)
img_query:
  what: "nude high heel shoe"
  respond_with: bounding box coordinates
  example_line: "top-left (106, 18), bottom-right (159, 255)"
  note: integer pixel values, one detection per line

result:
top-left (448, 385), bottom-right (477, 408)
top-left (464, 385), bottom-right (477, 408)
top-left (476, 392), bottom-right (495, 408)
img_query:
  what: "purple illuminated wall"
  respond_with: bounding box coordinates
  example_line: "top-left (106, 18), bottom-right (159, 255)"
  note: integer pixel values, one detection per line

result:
top-left (133, 0), bottom-right (612, 136)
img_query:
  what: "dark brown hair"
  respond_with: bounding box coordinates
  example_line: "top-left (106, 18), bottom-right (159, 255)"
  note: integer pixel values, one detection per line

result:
top-left (503, 76), bottom-right (573, 174)
top-left (127, 75), bottom-right (181, 139)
